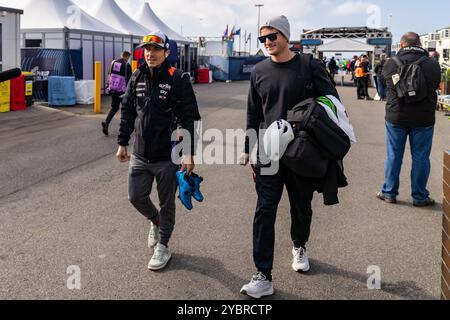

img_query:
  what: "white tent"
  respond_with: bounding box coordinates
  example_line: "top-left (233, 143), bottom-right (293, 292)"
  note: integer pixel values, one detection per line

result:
top-left (20, 0), bottom-right (135, 92)
top-left (132, 2), bottom-right (197, 74)
top-left (318, 38), bottom-right (375, 52)
top-left (89, 0), bottom-right (149, 36)
top-left (21, 0), bottom-right (121, 34)
top-left (133, 2), bottom-right (192, 44)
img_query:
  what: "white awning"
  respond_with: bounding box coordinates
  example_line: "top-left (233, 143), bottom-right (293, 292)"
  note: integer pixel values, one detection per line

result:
top-left (318, 38), bottom-right (375, 52)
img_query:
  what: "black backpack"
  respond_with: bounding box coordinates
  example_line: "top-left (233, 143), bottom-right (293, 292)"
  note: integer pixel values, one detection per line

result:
top-left (391, 56), bottom-right (429, 103)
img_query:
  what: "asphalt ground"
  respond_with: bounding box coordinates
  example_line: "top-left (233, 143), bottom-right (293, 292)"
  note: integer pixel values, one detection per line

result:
top-left (0, 81), bottom-right (448, 300)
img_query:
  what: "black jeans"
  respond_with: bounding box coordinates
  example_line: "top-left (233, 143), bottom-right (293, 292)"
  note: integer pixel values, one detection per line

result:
top-left (253, 163), bottom-right (314, 275)
top-left (105, 93), bottom-right (123, 125)
top-left (356, 77), bottom-right (369, 98)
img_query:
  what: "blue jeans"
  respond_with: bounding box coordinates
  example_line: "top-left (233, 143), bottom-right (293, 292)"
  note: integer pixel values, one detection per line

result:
top-left (381, 122), bottom-right (434, 202)
top-left (376, 77), bottom-right (386, 99)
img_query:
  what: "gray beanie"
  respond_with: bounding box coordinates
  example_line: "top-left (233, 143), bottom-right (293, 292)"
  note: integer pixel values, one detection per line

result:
top-left (260, 15), bottom-right (290, 41)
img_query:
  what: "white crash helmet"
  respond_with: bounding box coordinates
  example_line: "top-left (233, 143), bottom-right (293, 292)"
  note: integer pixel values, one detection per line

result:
top-left (263, 120), bottom-right (295, 162)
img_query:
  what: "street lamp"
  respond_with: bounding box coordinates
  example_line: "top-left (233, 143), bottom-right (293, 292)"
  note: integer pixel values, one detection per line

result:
top-left (388, 13), bottom-right (393, 30)
top-left (255, 4), bottom-right (264, 49)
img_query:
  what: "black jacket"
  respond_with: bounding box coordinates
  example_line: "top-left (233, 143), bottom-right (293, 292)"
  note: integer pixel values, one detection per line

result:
top-left (382, 46), bottom-right (441, 127)
top-left (328, 58), bottom-right (337, 72)
top-left (245, 54), bottom-right (339, 154)
top-left (118, 60), bottom-right (197, 163)
top-left (284, 99), bottom-right (350, 206)
top-left (374, 60), bottom-right (385, 76)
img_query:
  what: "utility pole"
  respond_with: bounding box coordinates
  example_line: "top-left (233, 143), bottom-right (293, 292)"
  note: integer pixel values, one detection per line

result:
top-left (244, 30), bottom-right (247, 55)
top-left (388, 13), bottom-right (393, 30)
top-left (255, 4), bottom-right (264, 49)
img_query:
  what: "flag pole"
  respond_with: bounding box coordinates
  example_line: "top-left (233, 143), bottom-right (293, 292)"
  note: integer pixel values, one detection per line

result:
top-left (244, 30), bottom-right (247, 55)
top-left (239, 32), bottom-right (241, 56)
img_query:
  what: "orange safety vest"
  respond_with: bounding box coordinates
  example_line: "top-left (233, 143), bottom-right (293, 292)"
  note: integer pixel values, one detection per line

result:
top-left (355, 66), bottom-right (367, 78)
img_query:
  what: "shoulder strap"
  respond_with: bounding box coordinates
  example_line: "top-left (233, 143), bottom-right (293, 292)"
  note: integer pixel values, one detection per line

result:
top-left (171, 69), bottom-right (202, 121)
top-left (392, 56), bottom-right (404, 69)
top-left (171, 69), bottom-right (183, 103)
top-left (131, 69), bottom-right (143, 94)
top-left (167, 68), bottom-right (184, 117)
top-left (300, 53), bottom-right (313, 78)
top-left (169, 67), bottom-right (176, 77)
top-left (108, 60), bottom-right (116, 78)
top-left (412, 56), bottom-right (429, 66)
top-left (299, 53), bottom-right (315, 98)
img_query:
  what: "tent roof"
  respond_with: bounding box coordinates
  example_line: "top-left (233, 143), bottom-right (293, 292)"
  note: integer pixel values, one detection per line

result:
top-left (89, 0), bottom-right (149, 36)
top-left (21, 0), bottom-right (121, 34)
top-left (133, 2), bottom-right (193, 44)
top-left (318, 38), bottom-right (374, 52)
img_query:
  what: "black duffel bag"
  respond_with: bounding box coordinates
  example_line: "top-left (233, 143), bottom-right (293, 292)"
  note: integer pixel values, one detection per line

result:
top-left (282, 128), bottom-right (329, 178)
top-left (281, 98), bottom-right (350, 178)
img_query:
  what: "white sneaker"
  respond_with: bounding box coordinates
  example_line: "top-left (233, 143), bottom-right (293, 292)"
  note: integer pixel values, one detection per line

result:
top-left (148, 222), bottom-right (160, 249)
top-left (148, 244), bottom-right (172, 271)
top-left (292, 247), bottom-right (310, 272)
top-left (240, 272), bottom-right (274, 299)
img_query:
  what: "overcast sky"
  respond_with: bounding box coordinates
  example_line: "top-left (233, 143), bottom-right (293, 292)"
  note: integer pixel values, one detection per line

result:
top-left (2, 0), bottom-right (449, 42)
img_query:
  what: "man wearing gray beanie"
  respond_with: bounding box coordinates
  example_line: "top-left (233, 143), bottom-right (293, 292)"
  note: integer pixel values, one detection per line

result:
top-left (240, 15), bottom-right (339, 299)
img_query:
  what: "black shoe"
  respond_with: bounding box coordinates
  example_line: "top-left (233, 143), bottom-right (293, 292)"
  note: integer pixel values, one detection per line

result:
top-left (376, 192), bottom-right (397, 204)
top-left (102, 122), bottom-right (109, 136)
top-left (413, 198), bottom-right (436, 207)
top-left (357, 96), bottom-right (364, 100)
top-left (365, 97), bottom-right (374, 101)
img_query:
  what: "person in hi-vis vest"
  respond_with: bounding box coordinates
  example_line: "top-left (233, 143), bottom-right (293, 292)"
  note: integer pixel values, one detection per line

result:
top-left (102, 51), bottom-right (132, 136)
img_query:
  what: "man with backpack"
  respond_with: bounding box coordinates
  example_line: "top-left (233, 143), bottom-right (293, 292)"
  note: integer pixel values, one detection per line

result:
top-left (377, 32), bottom-right (441, 207)
top-left (239, 15), bottom-right (339, 299)
top-left (374, 55), bottom-right (388, 101)
top-left (102, 51), bottom-right (132, 136)
top-left (117, 32), bottom-right (199, 271)
top-left (328, 56), bottom-right (338, 81)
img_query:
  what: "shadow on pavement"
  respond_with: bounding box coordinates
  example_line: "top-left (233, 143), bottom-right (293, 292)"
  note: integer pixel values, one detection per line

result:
top-left (307, 259), bottom-right (436, 300)
top-left (163, 253), bottom-right (304, 300)
top-left (390, 201), bottom-right (443, 214)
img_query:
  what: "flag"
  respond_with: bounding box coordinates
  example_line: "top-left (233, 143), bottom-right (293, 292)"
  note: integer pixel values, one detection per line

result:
top-left (229, 25), bottom-right (235, 39)
top-left (234, 28), bottom-right (241, 36)
top-left (223, 25), bottom-right (229, 37)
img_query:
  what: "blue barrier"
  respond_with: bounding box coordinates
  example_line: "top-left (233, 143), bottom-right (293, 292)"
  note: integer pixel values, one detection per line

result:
top-left (48, 76), bottom-right (76, 106)
top-left (210, 56), bottom-right (267, 81)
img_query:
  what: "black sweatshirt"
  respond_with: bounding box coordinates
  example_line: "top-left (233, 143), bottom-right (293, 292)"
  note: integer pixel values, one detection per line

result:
top-left (245, 54), bottom-right (339, 153)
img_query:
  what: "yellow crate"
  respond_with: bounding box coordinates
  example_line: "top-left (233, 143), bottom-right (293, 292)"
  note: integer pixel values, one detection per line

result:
top-left (0, 80), bottom-right (11, 113)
